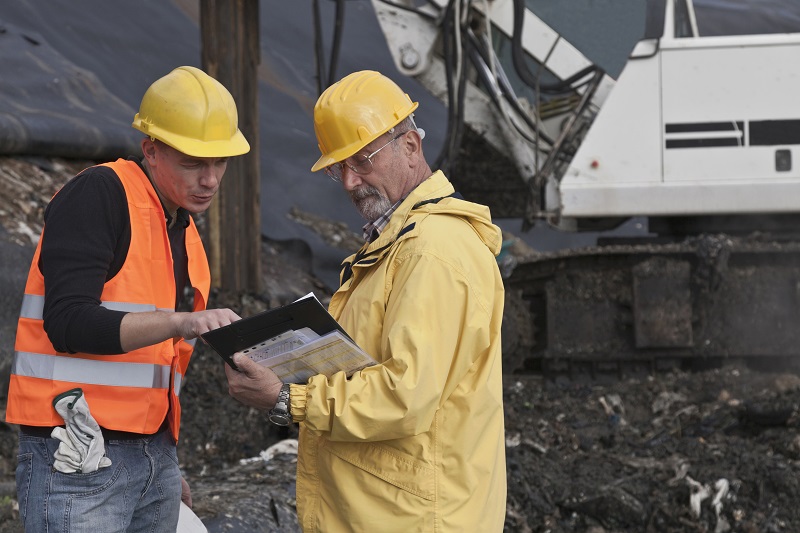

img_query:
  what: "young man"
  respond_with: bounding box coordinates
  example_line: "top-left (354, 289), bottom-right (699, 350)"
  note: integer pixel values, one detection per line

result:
top-left (8, 66), bottom-right (248, 533)
top-left (226, 70), bottom-right (507, 531)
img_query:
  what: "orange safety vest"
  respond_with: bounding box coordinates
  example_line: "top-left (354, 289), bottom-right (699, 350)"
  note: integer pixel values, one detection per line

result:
top-left (6, 159), bottom-right (210, 441)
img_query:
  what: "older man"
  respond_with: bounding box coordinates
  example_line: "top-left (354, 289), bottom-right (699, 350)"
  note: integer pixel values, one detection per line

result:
top-left (227, 70), bottom-right (507, 532)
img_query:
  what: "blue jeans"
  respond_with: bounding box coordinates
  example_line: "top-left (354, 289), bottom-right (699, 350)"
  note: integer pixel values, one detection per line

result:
top-left (16, 428), bottom-right (182, 533)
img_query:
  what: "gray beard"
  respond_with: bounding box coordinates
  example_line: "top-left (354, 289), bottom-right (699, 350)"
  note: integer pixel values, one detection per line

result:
top-left (349, 186), bottom-right (392, 222)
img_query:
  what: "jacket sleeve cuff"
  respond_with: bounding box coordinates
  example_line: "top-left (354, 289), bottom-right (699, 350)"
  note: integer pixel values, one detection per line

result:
top-left (289, 384), bottom-right (307, 422)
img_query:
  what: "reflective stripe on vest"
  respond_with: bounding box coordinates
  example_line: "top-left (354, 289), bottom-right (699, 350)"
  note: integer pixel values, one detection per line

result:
top-left (13, 352), bottom-right (184, 396)
top-left (19, 294), bottom-right (174, 321)
top-left (13, 352), bottom-right (171, 388)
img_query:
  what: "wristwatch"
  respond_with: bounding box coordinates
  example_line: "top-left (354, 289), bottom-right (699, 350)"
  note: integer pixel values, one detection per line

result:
top-left (268, 383), bottom-right (293, 426)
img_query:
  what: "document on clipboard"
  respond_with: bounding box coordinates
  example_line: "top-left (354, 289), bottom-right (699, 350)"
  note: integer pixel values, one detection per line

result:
top-left (200, 293), bottom-right (377, 383)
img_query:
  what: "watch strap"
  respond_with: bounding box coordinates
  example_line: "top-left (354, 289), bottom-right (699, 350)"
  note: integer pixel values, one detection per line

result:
top-left (268, 383), bottom-right (292, 426)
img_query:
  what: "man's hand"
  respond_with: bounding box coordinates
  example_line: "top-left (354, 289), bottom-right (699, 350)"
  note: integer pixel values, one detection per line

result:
top-left (120, 308), bottom-right (241, 353)
top-left (173, 308), bottom-right (242, 340)
top-left (225, 354), bottom-right (283, 411)
top-left (180, 476), bottom-right (192, 508)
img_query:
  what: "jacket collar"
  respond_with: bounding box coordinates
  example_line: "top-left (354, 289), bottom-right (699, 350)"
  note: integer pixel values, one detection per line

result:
top-left (338, 170), bottom-right (502, 286)
top-left (367, 170), bottom-right (453, 249)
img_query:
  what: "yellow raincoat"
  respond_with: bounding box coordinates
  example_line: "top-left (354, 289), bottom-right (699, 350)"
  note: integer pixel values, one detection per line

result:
top-left (290, 171), bottom-right (506, 532)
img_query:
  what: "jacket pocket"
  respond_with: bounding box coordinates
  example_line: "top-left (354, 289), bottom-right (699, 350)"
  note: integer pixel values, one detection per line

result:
top-left (324, 440), bottom-right (435, 501)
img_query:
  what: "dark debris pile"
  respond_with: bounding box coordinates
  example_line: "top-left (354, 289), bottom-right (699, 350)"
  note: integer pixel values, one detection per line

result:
top-left (503, 367), bottom-right (800, 532)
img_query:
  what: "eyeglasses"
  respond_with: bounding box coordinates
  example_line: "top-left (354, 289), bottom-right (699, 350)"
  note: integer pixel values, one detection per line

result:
top-left (325, 129), bottom-right (408, 183)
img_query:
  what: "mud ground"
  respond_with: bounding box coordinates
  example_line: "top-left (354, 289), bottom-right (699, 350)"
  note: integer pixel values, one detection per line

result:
top-left (1, 157), bottom-right (800, 532)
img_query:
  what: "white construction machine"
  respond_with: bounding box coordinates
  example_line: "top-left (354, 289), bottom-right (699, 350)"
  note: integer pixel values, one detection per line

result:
top-left (365, 0), bottom-right (800, 373)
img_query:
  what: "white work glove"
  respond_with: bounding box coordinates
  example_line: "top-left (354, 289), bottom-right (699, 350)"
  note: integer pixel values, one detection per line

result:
top-left (51, 388), bottom-right (112, 473)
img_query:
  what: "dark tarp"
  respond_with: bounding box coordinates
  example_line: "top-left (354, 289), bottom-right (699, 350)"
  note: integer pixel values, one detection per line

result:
top-left (0, 0), bottom-right (448, 289)
top-left (1, 0), bottom-right (799, 288)
top-left (0, 20), bottom-right (140, 158)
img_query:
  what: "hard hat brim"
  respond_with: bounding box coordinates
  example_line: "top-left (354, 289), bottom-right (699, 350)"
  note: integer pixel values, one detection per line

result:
top-left (134, 120), bottom-right (251, 158)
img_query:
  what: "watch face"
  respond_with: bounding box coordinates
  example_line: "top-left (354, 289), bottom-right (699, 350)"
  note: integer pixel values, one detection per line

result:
top-left (269, 412), bottom-right (291, 426)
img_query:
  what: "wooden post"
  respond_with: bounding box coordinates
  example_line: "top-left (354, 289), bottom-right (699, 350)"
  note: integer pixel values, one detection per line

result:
top-left (200, 0), bottom-right (261, 292)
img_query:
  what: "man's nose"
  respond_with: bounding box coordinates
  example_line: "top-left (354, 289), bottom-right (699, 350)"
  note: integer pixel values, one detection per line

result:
top-left (199, 166), bottom-right (221, 188)
top-left (341, 165), bottom-right (363, 190)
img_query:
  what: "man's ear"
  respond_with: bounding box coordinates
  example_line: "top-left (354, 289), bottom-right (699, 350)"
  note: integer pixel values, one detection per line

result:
top-left (403, 130), bottom-right (422, 158)
top-left (141, 137), bottom-right (157, 163)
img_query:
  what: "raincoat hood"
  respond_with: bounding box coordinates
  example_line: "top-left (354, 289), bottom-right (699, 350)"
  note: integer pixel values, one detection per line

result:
top-left (344, 170), bottom-right (503, 280)
top-left (398, 170), bottom-right (502, 254)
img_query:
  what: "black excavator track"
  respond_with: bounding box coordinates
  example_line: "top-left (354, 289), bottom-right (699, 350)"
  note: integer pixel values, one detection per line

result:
top-left (501, 233), bottom-right (800, 377)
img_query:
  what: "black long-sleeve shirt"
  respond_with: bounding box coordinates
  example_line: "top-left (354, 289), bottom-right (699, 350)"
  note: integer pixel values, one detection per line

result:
top-left (39, 158), bottom-right (190, 355)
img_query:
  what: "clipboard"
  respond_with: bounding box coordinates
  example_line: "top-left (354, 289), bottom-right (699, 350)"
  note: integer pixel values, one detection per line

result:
top-left (200, 295), bottom-right (351, 370)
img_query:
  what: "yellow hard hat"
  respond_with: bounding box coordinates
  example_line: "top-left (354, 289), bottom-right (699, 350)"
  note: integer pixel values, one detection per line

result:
top-left (132, 66), bottom-right (250, 158)
top-left (311, 70), bottom-right (418, 172)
